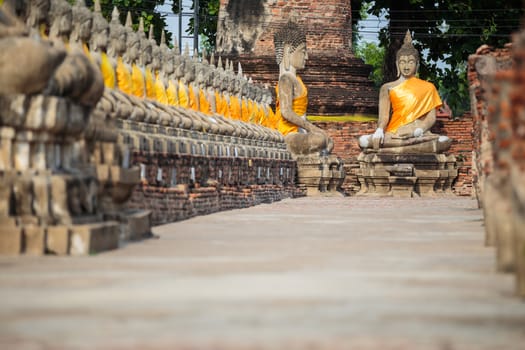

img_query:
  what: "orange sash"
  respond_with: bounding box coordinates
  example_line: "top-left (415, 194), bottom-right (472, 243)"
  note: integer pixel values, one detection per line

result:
top-left (131, 63), bottom-right (145, 98)
top-left (178, 80), bottom-right (189, 108)
top-left (199, 88), bottom-right (211, 115)
top-left (387, 77), bottom-right (442, 133)
top-left (100, 52), bottom-right (116, 89)
top-left (188, 85), bottom-right (198, 111)
top-left (116, 57), bottom-right (132, 95)
top-left (145, 68), bottom-right (156, 100)
top-left (276, 75), bottom-right (307, 135)
top-left (154, 72), bottom-right (168, 105)
top-left (229, 96), bottom-right (241, 120)
top-left (166, 81), bottom-right (178, 106)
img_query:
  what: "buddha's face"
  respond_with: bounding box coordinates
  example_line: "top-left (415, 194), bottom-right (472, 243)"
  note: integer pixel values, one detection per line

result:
top-left (185, 65), bottom-right (195, 82)
top-left (213, 73), bottom-right (221, 88)
top-left (163, 55), bottom-right (174, 74)
top-left (32, 0), bottom-right (50, 23)
top-left (398, 54), bottom-right (417, 78)
top-left (94, 27), bottom-right (109, 50)
top-left (79, 18), bottom-right (92, 41)
top-left (151, 48), bottom-right (161, 70)
top-left (59, 10), bottom-right (73, 36)
top-left (290, 43), bottom-right (307, 69)
top-left (142, 42), bottom-right (153, 64)
top-left (117, 30), bottom-right (127, 53)
top-left (128, 36), bottom-right (140, 61)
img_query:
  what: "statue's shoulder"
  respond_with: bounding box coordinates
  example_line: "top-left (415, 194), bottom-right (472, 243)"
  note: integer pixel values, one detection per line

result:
top-left (279, 72), bottom-right (297, 83)
top-left (380, 80), bottom-right (398, 94)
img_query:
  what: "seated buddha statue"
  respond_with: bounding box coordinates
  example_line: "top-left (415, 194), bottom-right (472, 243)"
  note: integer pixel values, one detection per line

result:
top-left (358, 30), bottom-right (452, 154)
top-left (273, 21), bottom-right (333, 156)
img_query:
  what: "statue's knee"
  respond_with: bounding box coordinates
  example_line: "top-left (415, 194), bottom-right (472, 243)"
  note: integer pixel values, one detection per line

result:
top-left (358, 135), bottom-right (370, 148)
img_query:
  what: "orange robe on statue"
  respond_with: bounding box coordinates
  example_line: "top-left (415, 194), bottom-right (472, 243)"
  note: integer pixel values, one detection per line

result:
top-left (188, 85), bottom-right (198, 111)
top-left (166, 81), bottom-right (178, 106)
top-left (116, 57), bottom-right (132, 95)
top-left (100, 52), bottom-right (116, 89)
top-left (275, 75), bottom-right (308, 135)
top-left (229, 95), bottom-right (242, 120)
top-left (199, 88), bottom-right (211, 115)
top-left (145, 68), bottom-right (156, 100)
top-left (131, 63), bottom-right (146, 98)
top-left (178, 80), bottom-right (189, 108)
top-left (154, 72), bottom-right (169, 105)
top-left (387, 77), bottom-right (442, 133)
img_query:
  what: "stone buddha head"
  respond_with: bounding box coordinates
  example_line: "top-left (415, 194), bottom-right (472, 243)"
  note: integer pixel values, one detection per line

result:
top-left (183, 59), bottom-right (196, 84)
top-left (396, 30), bottom-right (419, 79)
top-left (25, 0), bottom-right (50, 33)
top-left (263, 87), bottom-right (273, 105)
top-left (274, 21), bottom-right (307, 72)
top-left (70, 0), bottom-right (92, 45)
top-left (90, 5), bottom-right (109, 52)
top-left (125, 29), bottom-right (141, 64)
top-left (161, 51), bottom-right (175, 78)
top-left (108, 7), bottom-right (126, 57)
top-left (49, 0), bottom-right (72, 42)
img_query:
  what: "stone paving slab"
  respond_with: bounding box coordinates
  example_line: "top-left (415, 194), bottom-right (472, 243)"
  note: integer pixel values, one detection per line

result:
top-left (0, 197), bottom-right (524, 349)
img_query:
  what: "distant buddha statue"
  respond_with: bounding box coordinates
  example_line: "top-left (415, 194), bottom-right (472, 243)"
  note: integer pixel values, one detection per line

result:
top-left (69, 0), bottom-right (92, 55)
top-left (48, 0), bottom-right (72, 46)
top-left (358, 30), bottom-right (452, 154)
top-left (273, 21), bottom-right (334, 156)
top-left (25, 0), bottom-right (50, 37)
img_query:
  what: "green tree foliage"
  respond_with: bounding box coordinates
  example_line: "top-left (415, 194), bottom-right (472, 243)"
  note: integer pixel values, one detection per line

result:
top-left (355, 42), bottom-right (385, 88)
top-left (171, 0), bottom-right (219, 52)
top-left (353, 0), bottom-right (523, 116)
top-left (84, 0), bottom-right (172, 45)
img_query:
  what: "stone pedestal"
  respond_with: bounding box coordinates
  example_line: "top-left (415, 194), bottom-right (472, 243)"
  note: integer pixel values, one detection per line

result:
top-left (356, 152), bottom-right (458, 197)
top-left (296, 154), bottom-right (344, 196)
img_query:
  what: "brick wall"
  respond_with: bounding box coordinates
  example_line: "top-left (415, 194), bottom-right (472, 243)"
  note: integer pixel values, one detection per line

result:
top-left (125, 149), bottom-right (303, 226)
top-left (217, 0), bottom-right (352, 56)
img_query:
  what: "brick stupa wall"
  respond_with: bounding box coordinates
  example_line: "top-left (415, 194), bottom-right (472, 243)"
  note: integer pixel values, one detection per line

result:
top-left (216, 0), bottom-right (378, 116)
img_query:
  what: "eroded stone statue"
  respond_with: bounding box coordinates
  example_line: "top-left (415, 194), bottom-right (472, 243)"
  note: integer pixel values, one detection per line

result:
top-left (273, 21), bottom-right (334, 156)
top-left (272, 21), bottom-right (343, 195)
top-left (358, 30), bottom-right (452, 154)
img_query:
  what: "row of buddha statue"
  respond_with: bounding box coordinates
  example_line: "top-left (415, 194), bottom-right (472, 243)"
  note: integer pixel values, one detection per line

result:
top-left (17, 0), bottom-right (285, 143)
top-left (0, 0), bottom-right (299, 255)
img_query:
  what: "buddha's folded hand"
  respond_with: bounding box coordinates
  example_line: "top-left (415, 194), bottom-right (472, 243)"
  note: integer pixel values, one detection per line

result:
top-left (372, 128), bottom-right (384, 143)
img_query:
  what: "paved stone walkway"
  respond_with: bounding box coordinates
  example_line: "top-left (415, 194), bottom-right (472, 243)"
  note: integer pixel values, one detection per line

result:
top-left (1, 197), bottom-right (524, 350)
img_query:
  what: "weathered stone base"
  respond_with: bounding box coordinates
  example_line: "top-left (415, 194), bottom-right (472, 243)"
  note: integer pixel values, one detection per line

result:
top-left (115, 210), bottom-right (152, 241)
top-left (295, 154), bottom-right (345, 196)
top-left (0, 221), bottom-right (120, 256)
top-left (356, 152), bottom-right (458, 197)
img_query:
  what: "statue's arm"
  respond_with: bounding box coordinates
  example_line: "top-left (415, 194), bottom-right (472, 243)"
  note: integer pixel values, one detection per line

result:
top-left (419, 107), bottom-right (436, 132)
top-left (377, 84), bottom-right (391, 130)
top-left (279, 75), bottom-right (315, 132)
top-left (396, 105), bottom-right (437, 138)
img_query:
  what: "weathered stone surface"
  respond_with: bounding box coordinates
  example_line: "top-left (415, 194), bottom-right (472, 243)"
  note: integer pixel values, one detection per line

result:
top-left (69, 221), bottom-right (119, 256)
top-left (357, 152), bottom-right (457, 197)
top-left (123, 210), bottom-right (152, 241)
top-left (295, 155), bottom-right (344, 196)
top-left (46, 225), bottom-right (70, 255)
top-left (22, 225), bottom-right (45, 256)
top-left (0, 226), bottom-right (22, 255)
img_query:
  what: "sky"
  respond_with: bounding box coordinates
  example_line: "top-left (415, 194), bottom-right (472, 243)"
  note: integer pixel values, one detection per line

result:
top-left (156, 0), bottom-right (196, 53)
